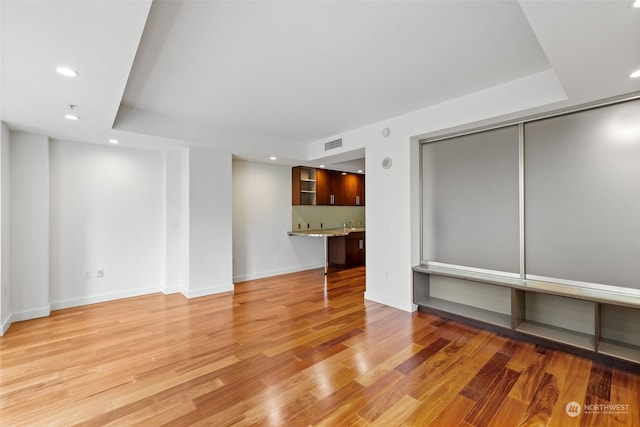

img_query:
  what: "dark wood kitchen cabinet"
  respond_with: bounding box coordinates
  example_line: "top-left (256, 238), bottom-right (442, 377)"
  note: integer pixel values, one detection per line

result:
top-left (316, 169), bottom-right (364, 206)
top-left (343, 173), bottom-right (365, 206)
top-left (293, 166), bottom-right (365, 206)
top-left (316, 168), bottom-right (342, 205)
top-left (292, 166), bottom-right (317, 205)
top-left (328, 232), bottom-right (365, 267)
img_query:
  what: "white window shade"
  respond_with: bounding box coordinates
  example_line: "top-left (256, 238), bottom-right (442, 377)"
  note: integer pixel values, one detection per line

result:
top-left (524, 100), bottom-right (640, 289)
top-left (422, 125), bottom-right (520, 273)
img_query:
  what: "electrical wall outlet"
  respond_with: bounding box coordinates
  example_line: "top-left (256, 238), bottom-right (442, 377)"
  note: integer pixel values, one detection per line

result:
top-left (96, 269), bottom-right (104, 278)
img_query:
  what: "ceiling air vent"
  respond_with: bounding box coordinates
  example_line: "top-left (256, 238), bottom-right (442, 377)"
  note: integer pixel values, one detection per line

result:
top-left (324, 138), bottom-right (343, 151)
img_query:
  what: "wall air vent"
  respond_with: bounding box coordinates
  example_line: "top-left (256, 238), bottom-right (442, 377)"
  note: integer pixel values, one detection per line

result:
top-left (324, 138), bottom-right (343, 151)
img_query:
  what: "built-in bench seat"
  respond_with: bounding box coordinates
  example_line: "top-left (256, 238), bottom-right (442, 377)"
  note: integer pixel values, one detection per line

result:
top-left (413, 264), bottom-right (640, 367)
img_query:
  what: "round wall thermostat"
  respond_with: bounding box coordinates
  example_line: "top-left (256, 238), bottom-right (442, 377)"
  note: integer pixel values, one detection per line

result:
top-left (381, 127), bottom-right (390, 137)
top-left (381, 157), bottom-right (392, 169)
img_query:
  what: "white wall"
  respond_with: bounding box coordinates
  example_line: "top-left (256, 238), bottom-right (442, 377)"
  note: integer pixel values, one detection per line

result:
top-left (164, 150), bottom-right (183, 293)
top-left (1, 122), bottom-right (10, 332)
top-left (232, 160), bottom-right (323, 282)
top-left (49, 140), bottom-right (165, 309)
top-left (307, 70), bottom-right (567, 311)
top-left (180, 150), bottom-right (190, 294)
top-left (187, 148), bottom-right (233, 296)
top-left (9, 131), bottom-right (50, 320)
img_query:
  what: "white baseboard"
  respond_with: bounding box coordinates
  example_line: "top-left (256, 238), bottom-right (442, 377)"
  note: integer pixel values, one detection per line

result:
top-left (1, 305), bottom-right (52, 335)
top-left (50, 286), bottom-right (162, 311)
top-left (364, 291), bottom-right (416, 312)
top-left (233, 263), bottom-right (324, 283)
top-left (181, 283), bottom-right (234, 299)
top-left (1, 315), bottom-right (14, 336)
top-left (9, 305), bottom-right (52, 322)
top-left (162, 285), bottom-right (183, 295)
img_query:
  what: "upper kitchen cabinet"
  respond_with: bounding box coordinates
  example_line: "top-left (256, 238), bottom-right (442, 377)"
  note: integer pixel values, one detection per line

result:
top-left (343, 172), bottom-right (365, 206)
top-left (292, 166), bottom-right (317, 205)
top-left (356, 173), bottom-right (365, 206)
top-left (296, 167), bottom-right (365, 206)
top-left (316, 168), bottom-right (343, 205)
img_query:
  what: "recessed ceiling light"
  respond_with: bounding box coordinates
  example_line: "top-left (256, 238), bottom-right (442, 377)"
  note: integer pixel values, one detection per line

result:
top-left (630, 69), bottom-right (640, 78)
top-left (56, 67), bottom-right (78, 77)
top-left (357, 170), bottom-right (364, 173)
top-left (109, 139), bottom-right (119, 144)
top-left (633, 0), bottom-right (640, 8)
top-left (341, 172), bottom-right (347, 175)
top-left (319, 165), bottom-right (325, 168)
top-left (269, 156), bottom-right (277, 160)
top-left (64, 104), bottom-right (79, 120)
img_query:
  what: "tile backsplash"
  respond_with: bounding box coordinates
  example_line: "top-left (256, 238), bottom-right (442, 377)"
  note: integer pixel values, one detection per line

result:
top-left (292, 206), bottom-right (365, 231)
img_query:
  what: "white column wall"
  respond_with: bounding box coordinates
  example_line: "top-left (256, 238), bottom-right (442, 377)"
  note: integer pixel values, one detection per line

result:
top-left (9, 131), bottom-right (50, 321)
top-left (164, 150), bottom-right (184, 293)
top-left (180, 149), bottom-right (190, 293)
top-left (0, 123), bottom-right (10, 333)
top-left (186, 148), bottom-right (233, 296)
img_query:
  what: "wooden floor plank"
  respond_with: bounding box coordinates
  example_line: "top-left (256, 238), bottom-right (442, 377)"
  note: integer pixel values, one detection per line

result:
top-left (460, 352), bottom-right (512, 401)
top-left (464, 367), bottom-right (521, 426)
top-left (508, 351), bottom-right (554, 404)
top-left (517, 372), bottom-right (560, 427)
top-left (486, 396), bottom-right (528, 427)
top-left (1, 266), bottom-right (640, 426)
top-left (546, 352), bottom-right (592, 427)
top-left (427, 394), bottom-right (476, 427)
top-left (369, 394), bottom-right (422, 427)
top-left (393, 337), bottom-right (450, 375)
top-left (587, 362), bottom-right (613, 401)
top-left (610, 382), bottom-right (639, 427)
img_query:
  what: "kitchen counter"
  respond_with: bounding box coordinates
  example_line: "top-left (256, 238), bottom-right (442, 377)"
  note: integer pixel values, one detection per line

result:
top-left (287, 227), bottom-right (365, 237)
top-left (288, 228), bottom-right (365, 274)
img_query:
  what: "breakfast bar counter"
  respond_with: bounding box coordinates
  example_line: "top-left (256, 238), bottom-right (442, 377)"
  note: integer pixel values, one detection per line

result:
top-left (288, 228), bottom-right (365, 274)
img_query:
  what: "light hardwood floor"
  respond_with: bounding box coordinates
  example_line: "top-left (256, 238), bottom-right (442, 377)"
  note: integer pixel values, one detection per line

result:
top-left (1, 267), bottom-right (639, 426)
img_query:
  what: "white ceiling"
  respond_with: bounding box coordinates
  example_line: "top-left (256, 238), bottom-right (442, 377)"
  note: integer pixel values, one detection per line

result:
top-left (2, 0), bottom-right (639, 168)
top-left (121, 1), bottom-right (549, 143)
